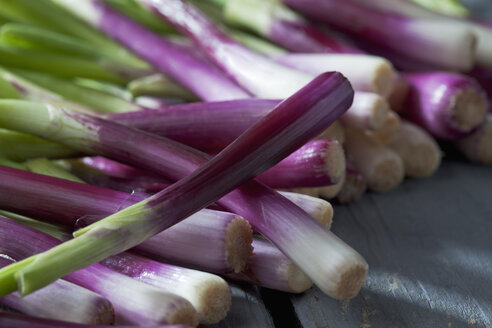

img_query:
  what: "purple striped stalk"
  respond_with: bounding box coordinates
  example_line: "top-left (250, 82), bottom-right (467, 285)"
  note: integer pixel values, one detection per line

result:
top-left (102, 252), bottom-right (231, 324)
top-left (106, 97), bottom-right (360, 151)
top-left (227, 237), bottom-right (313, 293)
top-left (258, 139), bottom-right (345, 188)
top-left (0, 257), bottom-right (114, 325)
top-left (274, 53), bottom-right (395, 97)
top-left (348, 0), bottom-right (492, 69)
top-left (78, 207), bottom-right (253, 275)
top-left (67, 158), bottom-right (335, 226)
top-left (68, 157), bottom-right (334, 225)
top-left (455, 114), bottom-right (492, 165)
top-left (0, 311), bottom-right (190, 328)
top-left (105, 99), bottom-right (279, 152)
top-left (0, 166), bottom-right (252, 274)
top-left (386, 121), bottom-right (442, 178)
top-left (281, 0), bottom-right (476, 72)
top-left (51, 0), bottom-right (249, 101)
top-left (344, 128), bottom-right (404, 192)
top-left (0, 73), bottom-right (367, 300)
top-left (335, 163), bottom-right (367, 204)
top-left (400, 72), bottom-right (488, 140)
top-left (0, 217), bottom-right (198, 327)
top-left (220, 0), bottom-right (362, 55)
top-left (129, 0), bottom-right (317, 98)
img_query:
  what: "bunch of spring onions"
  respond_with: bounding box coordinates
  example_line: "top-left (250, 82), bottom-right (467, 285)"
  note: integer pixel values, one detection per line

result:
top-left (0, 0), bottom-right (489, 326)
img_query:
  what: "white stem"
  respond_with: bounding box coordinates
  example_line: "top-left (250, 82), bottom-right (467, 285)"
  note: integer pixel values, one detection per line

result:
top-left (275, 54), bottom-right (396, 96)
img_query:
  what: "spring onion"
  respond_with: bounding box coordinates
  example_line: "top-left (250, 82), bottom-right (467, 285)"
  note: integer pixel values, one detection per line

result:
top-left (0, 217), bottom-right (198, 326)
top-left (102, 252), bottom-right (231, 324)
top-left (281, 0), bottom-right (476, 71)
top-left (0, 73), bottom-right (367, 300)
top-left (51, 0), bottom-right (250, 101)
top-left (0, 166), bottom-right (252, 274)
top-left (400, 72), bottom-right (488, 140)
top-left (0, 256), bottom-right (114, 325)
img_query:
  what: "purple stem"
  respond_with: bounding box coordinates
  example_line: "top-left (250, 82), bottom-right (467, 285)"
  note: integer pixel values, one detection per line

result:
top-left (0, 257), bottom-right (114, 325)
top-left (401, 72), bottom-right (488, 140)
top-left (0, 166), bottom-right (251, 273)
top-left (90, 0), bottom-right (250, 101)
top-left (0, 311), bottom-right (189, 328)
top-left (0, 217), bottom-right (197, 326)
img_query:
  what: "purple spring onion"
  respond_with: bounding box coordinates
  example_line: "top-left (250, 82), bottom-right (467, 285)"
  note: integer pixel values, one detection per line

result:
top-left (348, 0), bottom-right (492, 70)
top-left (101, 252), bottom-right (231, 324)
top-left (0, 217), bottom-right (199, 327)
top-left (106, 93), bottom-right (375, 149)
top-left (281, 0), bottom-right (477, 71)
top-left (344, 128), bottom-right (404, 192)
top-left (227, 237), bottom-right (313, 293)
top-left (0, 166), bottom-right (252, 274)
top-left (0, 73), bottom-right (368, 300)
top-left (400, 72), bottom-right (488, 140)
top-left (258, 139), bottom-right (345, 188)
top-left (0, 257), bottom-right (114, 325)
top-left (116, 0), bottom-right (316, 98)
top-left (0, 311), bottom-right (191, 328)
top-left (219, 0), bottom-right (362, 55)
top-left (51, 0), bottom-right (249, 101)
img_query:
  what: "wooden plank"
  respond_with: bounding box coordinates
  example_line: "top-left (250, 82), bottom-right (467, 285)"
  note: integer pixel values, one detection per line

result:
top-left (291, 160), bottom-right (492, 328)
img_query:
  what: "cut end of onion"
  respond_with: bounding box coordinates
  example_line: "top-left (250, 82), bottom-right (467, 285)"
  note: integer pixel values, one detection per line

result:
top-left (92, 298), bottom-right (116, 325)
top-left (370, 96), bottom-right (391, 130)
top-left (334, 263), bottom-right (368, 300)
top-left (371, 59), bottom-right (395, 97)
top-left (225, 216), bottom-right (254, 273)
top-left (451, 87), bottom-right (488, 132)
top-left (336, 172), bottom-right (367, 204)
top-left (167, 300), bottom-right (200, 327)
top-left (369, 153), bottom-right (404, 192)
top-left (370, 111), bottom-right (402, 145)
top-left (456, 114), bottom-right (492, 164)
top-left (286, 263), bottom-right (313, 293)
top-left (402, 144), bottom-right (441, 178)
top-left (194, 276), bottom-right (232, 324)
